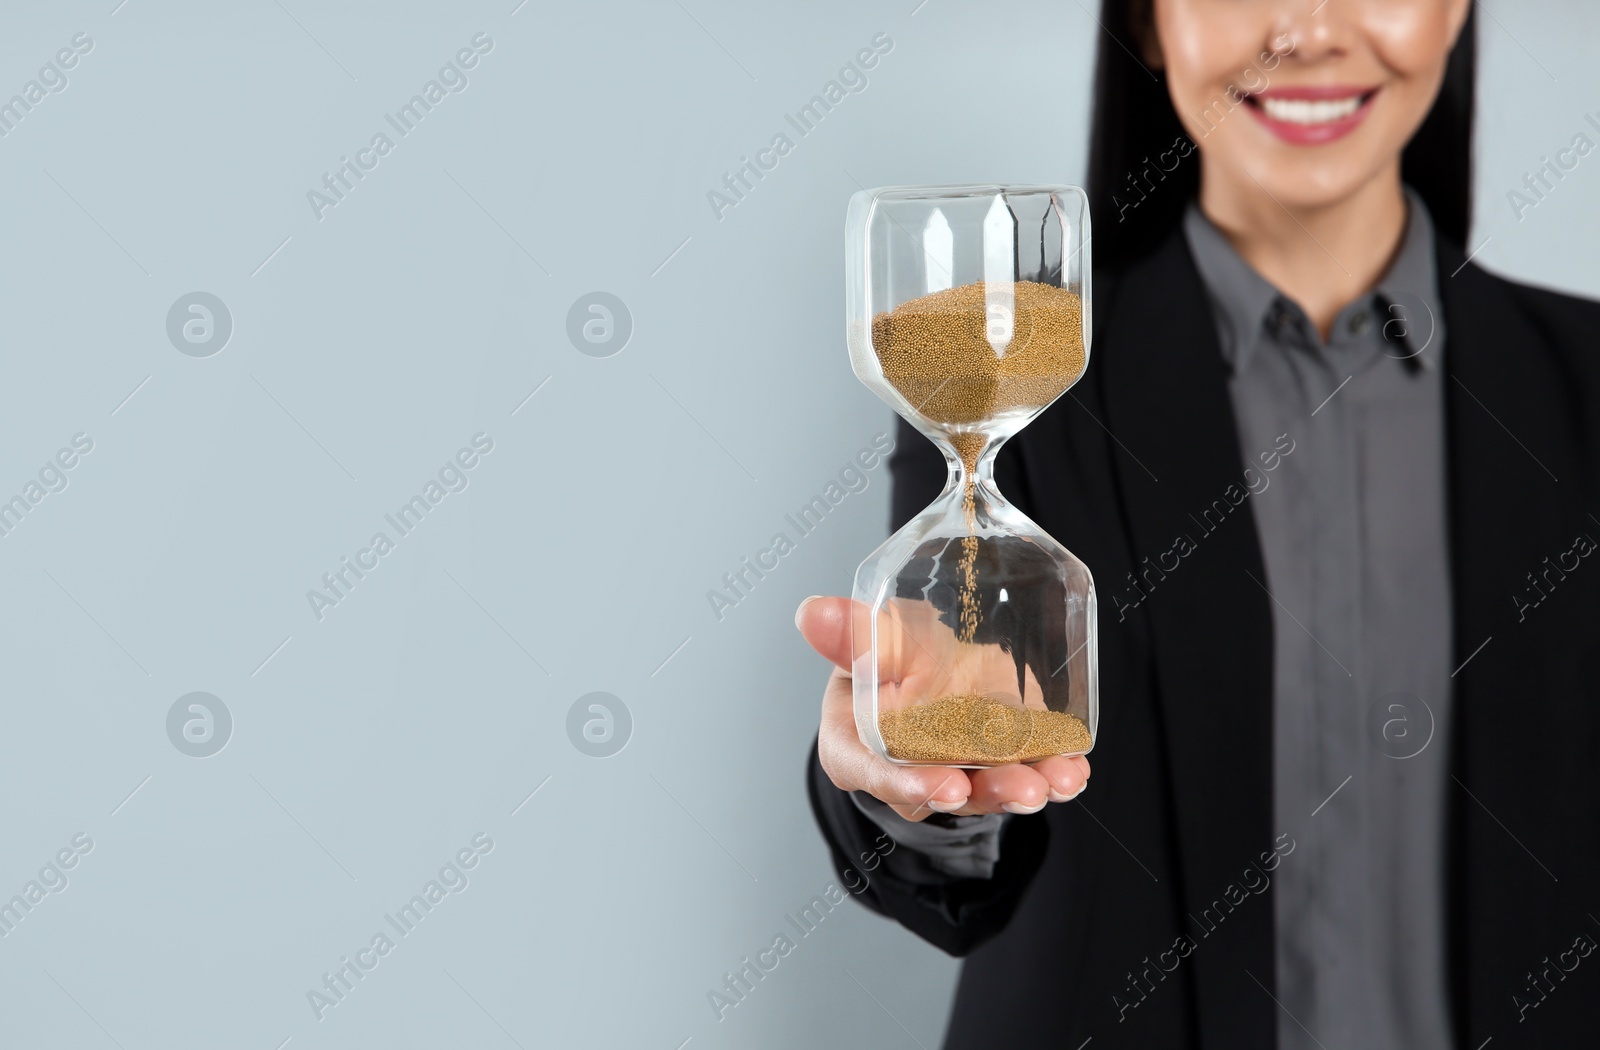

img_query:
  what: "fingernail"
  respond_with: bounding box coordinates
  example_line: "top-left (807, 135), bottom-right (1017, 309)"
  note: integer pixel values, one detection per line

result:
top-left (1048, 779), bottom-right (1087, 803)
top-left (926, 798), bottom-right (968, 813)
top-left (1002, 800), bottom-right (1046, 815)
top-left (794, 595), bottom-right (823, 631)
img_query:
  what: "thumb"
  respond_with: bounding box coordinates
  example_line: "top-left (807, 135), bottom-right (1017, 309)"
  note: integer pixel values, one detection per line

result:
top-left (795, 595), bottom-right (853, 673)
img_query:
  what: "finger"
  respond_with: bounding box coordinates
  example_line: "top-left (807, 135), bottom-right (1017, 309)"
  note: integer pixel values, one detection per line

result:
top-left (964, 763), bottom-right (1055, 814)
top-left (944, 754), bottom-right (1091, 815)
top-left (817, 668), bottom-right (973, 819)
top-left (883, 766), bottom-right (980, 821)
top-left (798, 594), bottom-right (958, 690)
top-left (795, 595), bottom-right (853, 672)
top-left (1027, 754), bottom-right (1091, 802)
top-left (833, 746), bottom-right (976, 820)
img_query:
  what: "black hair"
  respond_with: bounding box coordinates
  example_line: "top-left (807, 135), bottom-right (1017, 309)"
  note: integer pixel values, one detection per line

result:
top-left (1085, 0), bottom-right (1476, 270)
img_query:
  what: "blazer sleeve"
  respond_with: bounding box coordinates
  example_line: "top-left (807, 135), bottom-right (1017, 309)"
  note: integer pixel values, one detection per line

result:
top-left (803, 415), bottom-right (1052, 957)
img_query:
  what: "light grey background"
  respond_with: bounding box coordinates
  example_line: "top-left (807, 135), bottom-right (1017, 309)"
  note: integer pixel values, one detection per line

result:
top-left (0, 2), bottom-right (1595, 1048)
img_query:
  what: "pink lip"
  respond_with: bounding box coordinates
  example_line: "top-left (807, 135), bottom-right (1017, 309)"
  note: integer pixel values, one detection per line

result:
top-left (1244, 85), bottom-right (1379, 145)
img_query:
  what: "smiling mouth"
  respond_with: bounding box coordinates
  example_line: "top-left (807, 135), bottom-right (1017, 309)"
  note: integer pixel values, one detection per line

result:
top-left (1245, 89), bottom-right (1378, 126)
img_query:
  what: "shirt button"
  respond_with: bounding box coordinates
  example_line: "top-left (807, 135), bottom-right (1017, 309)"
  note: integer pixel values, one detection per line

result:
top-left (1269, 302), bottom-right (1294, 336)
top-left (1348, 311), bottom-right (1370, 336)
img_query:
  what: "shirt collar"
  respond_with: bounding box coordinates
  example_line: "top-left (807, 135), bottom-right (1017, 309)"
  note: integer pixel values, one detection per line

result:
top-left (1371, 188), bottom-right (1446, 371)
top-left (1181, 187), bottom-right (1445, 375)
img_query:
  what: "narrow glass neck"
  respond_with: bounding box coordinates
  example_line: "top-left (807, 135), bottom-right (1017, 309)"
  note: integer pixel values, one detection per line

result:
top-left (947, 432), bottom-right (1001, 489)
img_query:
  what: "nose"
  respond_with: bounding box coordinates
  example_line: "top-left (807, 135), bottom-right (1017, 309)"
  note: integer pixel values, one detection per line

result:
top-left (1272, 0), bottom-right (1354, 63)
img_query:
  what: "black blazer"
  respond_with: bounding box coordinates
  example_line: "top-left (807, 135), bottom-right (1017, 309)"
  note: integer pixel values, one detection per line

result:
top-left (809, 224), bottom-right (1600, 1049)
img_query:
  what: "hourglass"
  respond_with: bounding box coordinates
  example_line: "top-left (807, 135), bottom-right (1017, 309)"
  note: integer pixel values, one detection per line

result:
top-left (845, 184), bottom-right (1097, 767)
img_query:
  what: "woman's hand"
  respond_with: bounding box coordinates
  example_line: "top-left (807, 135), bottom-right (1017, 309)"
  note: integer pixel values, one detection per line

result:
top-left (797, 595), bottom-right (1090, 822)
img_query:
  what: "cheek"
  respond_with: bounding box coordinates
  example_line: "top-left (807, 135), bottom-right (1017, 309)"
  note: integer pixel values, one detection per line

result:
top-left (1366, 4), bottom-right (1455, 77)
top-left (1363, 6), bottom-right (1456, 134)
top-left (1156, 4), bottom-right (1273, 121)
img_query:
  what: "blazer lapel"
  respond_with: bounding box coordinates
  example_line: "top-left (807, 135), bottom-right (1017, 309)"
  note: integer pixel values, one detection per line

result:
top-left (1099, 232), bottom-right (1278, 1046)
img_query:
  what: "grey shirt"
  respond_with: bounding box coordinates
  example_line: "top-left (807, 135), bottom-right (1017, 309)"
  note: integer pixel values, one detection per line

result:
top-left (854, 190), bottom-right (1454, 1049)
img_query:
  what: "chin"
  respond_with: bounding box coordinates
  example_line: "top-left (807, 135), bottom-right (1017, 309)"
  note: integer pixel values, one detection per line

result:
top-left (1253, 155), bottom-right (1388, 211)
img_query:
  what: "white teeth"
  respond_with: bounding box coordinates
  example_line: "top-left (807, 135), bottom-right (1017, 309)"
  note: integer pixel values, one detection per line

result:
top-left (1259, 95), bottom-right (1363, 125)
